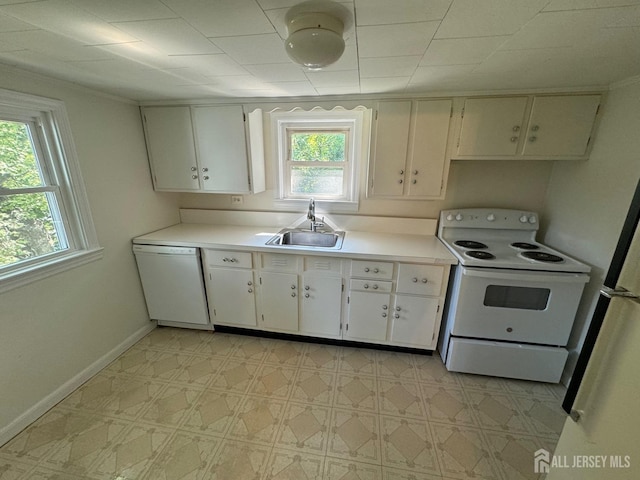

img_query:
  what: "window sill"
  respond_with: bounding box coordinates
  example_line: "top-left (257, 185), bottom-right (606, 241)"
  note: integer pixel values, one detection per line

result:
top-left (0, 248), bottom-right (104, 294)
top-left (273, 199), bottom-right (359, 214)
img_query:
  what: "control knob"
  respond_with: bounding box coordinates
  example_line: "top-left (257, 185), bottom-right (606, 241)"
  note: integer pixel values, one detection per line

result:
top-left (487, 214), bottom-right (495, 222)
top-left (446, 214), bottom-right (454, 221)
top-left (520, 215), bottom-right (529, 223)
top-left (455, 213), bottom-right (463, 221)
top-left (528, 215), bottom-right (537, 224)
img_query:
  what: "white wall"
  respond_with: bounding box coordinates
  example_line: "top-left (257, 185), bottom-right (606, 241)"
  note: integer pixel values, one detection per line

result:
top-left (0, 66), bottom-right (180, 440)
top-left (541, 79), bottom-right (640, 383)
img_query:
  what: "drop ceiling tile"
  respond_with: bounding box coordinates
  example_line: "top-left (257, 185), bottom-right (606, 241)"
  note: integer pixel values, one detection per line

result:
top-left (245, 63), bottom-right (308, 82)
top-left (204, 75), bottom-right (271, 90)
top-left (257, 0), bottom-right (306, 9)
top-left (268, 81), bottom-right (318, 95)
top-left (0, 30), bottom-right (114, 60)
top-left (357, 21), bottom-right (439, 57)
top-left (543, 0), bottom-right (640, 11)
top-left (359, 56), bottom-right (421, 77)
top-left (315, 86), bottom-right (361, 95)
top-left (162, 0), bottom-right (274, 37)
top-left (69, 0), bottom-right (177, 22)
top-left (360, 76), bottom-right (410, 93)
top-left (91, 42), bottom-right (177, 68)
top-left (305, 69), bottom-right (359, 87)
top-left (168, 54), bottom-right (249, 76)
top-left (435, 0), bottom-right (548, 38)
top-left (0, 0), bottom-right (138, 44)
top-left (471, 47), bottom-right (574, 75)
top-left (0, 11), bottom-right (36, 32)
top-left (355, 0), bottom-right (452, 26)
top-left (211, 33), bottom-right (290, 65)
top-left (319, 44), bottom-right (358, 71)
top-left (112, 19), bottom-right (222, 55)
top-left (420, 36), bottom-right (509, 66)
top-left (409, 64), bottom-right (475, 86)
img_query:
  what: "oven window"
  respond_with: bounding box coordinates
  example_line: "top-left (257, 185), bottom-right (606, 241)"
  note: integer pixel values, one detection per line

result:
top-left (484, 285), bottom-right (550, 310)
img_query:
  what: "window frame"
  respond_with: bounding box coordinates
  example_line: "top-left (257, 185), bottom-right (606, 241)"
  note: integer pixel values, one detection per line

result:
top-left (271, 107), bottom-right (370, 211)
top-left (0, 88), bottom-right (102, 293)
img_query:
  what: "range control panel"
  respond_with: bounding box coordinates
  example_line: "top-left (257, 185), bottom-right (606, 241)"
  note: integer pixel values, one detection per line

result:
top-left (439, 208), bottom-right (538, 230)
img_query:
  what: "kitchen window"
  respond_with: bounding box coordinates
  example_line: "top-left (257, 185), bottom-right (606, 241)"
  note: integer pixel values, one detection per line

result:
top-left (0, 89), bottom-right (101, 293)
top-left (271, 107), bottom-right (371, 210)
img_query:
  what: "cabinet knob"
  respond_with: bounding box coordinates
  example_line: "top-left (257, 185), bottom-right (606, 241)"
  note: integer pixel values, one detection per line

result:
top-left (510, 136), bottom-right (518, 143)
top-left (531, 125), bottom-right (540, 132)
top-left (422, 278), bottom-right (428, 283)
top-left (529, 136), bottom-right (537, 142)
top-left (248, 288), bottom-right (253, 293)
top-left (394, 313), bottom-right (400, 319)
top-left (372, 284), bottom-right (378, 290)
top-left (398, 179), bottom-right (403, 184)
top-left (304, 285), bottom-right (310, 290)
top-left (382, 313), bottom-right (387, 318)
top-left (364, 267), bottom-right (370, 272)
top-left (203, 175), bottom-right (210, 180)
top-left (191, 166), bottom-right (197, 171)
top-left (305, 293), bottom-right (310, 298)
top-left (291, 292), bottom-right (296, 297)
top-left (412, 277), bottom-right (418, 283)
top-left (291, 285), bottom-right (296, 289)
top-left (382, 305), bottom-right (388, 310)
top-left (192, 174), bottom-right (198, 179)
top-left (373, 268), bottom-right (379, 273)
top-left (247, 281), bottom-right (252, 286)
top-left (413, 170), bottom-right (418, 175)
top-left (202, 167), bottom-right (209, 172)
top-left (364, 284), bottom-right (369, 289)
top-left (399, 169), bottom-right (404, 174)
top-left (412, 179), bottom-right (417, 184)
top-left (513, 125), bottom-right (520, 132)
top-left (395, 306), bottom-right (401, 311)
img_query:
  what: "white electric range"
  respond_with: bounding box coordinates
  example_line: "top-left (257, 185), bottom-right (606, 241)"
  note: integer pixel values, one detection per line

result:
top-left (437, 208), bottom-right (591, 383)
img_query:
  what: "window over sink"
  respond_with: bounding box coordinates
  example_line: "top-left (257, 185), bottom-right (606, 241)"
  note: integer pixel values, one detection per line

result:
top-left (271, 106), bottom-right (371, 211)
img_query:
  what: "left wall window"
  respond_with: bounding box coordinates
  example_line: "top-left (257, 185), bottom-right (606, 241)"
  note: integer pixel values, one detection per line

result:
top-left (0, 89), bottom-right (101, 292)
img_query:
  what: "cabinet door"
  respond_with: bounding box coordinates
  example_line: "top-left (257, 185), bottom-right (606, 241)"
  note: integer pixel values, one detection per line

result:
top-left (522, 95), bottom-right (600, 157)
top-left (300, 272), bottom-right (342, 337)
top-left (259, 271), bottom-right (299, 332)
top-left (141, 106), bottom-right (199, 191)
top-left (345, 291), bottom-right (390, 343)
top-left (207, 268), bottom-right (256, 326)
top-left (391, 295), bottom-right (439, 348)
top-left (406, 99), bottom-right (452, 197)
top-left (457, 97), bottom-right (528, 157)
top-left (192, 105), bottom-right (250, 193)
top-left (370, 101), bottom-right (411, 196)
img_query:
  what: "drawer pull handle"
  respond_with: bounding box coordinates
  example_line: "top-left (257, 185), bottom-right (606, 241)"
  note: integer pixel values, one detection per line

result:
top-left (364, 267), bottom-right (370, 272)
top-left (364, 284), bottom-right (369, 289)
top-left (394, 313), bottom-right (400, 319)
top-left (382, 313), bottom-right (387, 318)
top-left (382, 305), bottom-right (388, 310)
top-left (248, 288), bottom-right (253, 293)
top-left (395, 306), bottom-right (401, 311)
top-left (372, 284), bottom-right (378, 290)
top-left (373, 268), bottom-right (379, 273)
top-left (412, 277), bottom-right (418, 283)
top-left (291, 292), bottom-right (296, 297)
top-left (247, 281), bottom-right (252, 286)
top-left (305, 293), bottom-right (310, 298)
top-left (305, 285), bottom-right (310, 290)
top-left (422, 278), bottom-right (428, 283)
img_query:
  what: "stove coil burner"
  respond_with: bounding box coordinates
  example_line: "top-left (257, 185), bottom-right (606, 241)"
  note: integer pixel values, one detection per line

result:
top-left (465, 250), bottom-right (496, 260)
top-left (454, 240), bottom-right (488, 249)
top-left (511, 242), bottom-right (540, 250)
top-left (521, 251), bottom-right (564, 263)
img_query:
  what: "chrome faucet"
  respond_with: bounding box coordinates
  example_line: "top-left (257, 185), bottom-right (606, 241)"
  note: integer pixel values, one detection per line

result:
top-left (307, 198), bottom-right (324, 232)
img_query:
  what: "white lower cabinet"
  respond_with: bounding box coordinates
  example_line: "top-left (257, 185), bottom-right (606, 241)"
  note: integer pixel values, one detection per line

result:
top-left (259, 271), bottom-right (299, 332)
top-left (207, 267), bottom-right (256, 326)
top-left (300, 271), bottom-right (343, 338)
top-left (390, 295), bottom-right (440, 348)
top-left (345, 291), bottom-right (391, 342)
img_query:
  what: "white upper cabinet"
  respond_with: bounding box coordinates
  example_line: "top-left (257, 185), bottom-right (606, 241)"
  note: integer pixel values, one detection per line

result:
top-left (369, 99), bottom-right (453, 199)
top-left (453, 94), bottom-right (602, 160)
top-left (456, 97), bottom-right (528, 157)
top-left (141, 105), bottom-right (265, 193)
top-left (522, 95), bottom-right (601, 157)
top-left (141, 106), bottom-right (199, 191)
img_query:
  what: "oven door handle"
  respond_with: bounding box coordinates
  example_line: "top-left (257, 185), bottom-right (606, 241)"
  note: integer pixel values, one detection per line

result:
top-left (462, 268), bottom-right (590, 284)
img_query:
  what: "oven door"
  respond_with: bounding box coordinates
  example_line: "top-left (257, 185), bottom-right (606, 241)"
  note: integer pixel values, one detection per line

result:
top-left (450, 267), bottom-right (589, 345)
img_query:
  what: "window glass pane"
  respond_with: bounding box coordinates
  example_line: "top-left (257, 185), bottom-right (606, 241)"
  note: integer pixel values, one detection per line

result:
top-left (290, 132), bottom-right (346, 162)
top-left (0, 120), bottom-right (44, 189)
top-left (484, 285), bottom-right (550, 310)
top-left (0, 192), bottom-right (67, 268)
top-left (290, 166), bottom-right (344, 196)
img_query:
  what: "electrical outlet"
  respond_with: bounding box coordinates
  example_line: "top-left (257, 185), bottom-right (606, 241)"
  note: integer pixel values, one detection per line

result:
top-left (231, 195), bottom-right (243, 205)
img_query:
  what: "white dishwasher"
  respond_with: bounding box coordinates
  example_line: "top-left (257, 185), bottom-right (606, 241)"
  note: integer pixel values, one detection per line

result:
top-left (133, 244), bottom-right (211, 329)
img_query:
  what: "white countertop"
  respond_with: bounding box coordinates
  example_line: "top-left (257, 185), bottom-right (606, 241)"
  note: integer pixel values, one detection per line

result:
top-left (133, 223), bottom-right (458, 265)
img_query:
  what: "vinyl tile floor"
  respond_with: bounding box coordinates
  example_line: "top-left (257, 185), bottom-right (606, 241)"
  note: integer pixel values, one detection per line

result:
top-left (0, 327), bottom-right (567, 480)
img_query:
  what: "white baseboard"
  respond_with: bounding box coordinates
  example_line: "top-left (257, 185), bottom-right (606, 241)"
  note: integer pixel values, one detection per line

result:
top-left (0, 322), bottom-right (156, 447)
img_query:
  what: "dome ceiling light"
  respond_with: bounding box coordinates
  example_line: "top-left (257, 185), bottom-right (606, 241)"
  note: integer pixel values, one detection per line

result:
top-left (284, 0), bottom-right (352, 70)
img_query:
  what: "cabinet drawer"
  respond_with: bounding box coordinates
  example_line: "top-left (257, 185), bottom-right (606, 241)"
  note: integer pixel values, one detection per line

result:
top-left (349, 279), bottom-right (392, 293)
top-left (204, 249), bottom-right (252, 268)
top-left (304, 256), bottom-right (342, 273)
top-left (351, 260), bottom-right (393, 280)
top-left (260, 253), bottom-right (299, 272)
top-left (396, 264), bottom-right (444, 296)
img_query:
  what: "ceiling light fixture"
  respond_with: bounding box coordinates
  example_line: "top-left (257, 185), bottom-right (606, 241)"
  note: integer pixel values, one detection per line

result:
top-left (284, 0), bottom-right (351, 70)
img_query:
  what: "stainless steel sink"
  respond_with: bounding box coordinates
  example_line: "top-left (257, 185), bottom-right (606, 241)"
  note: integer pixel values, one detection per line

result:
top-left (266, 229), bottom-right (345, 249)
